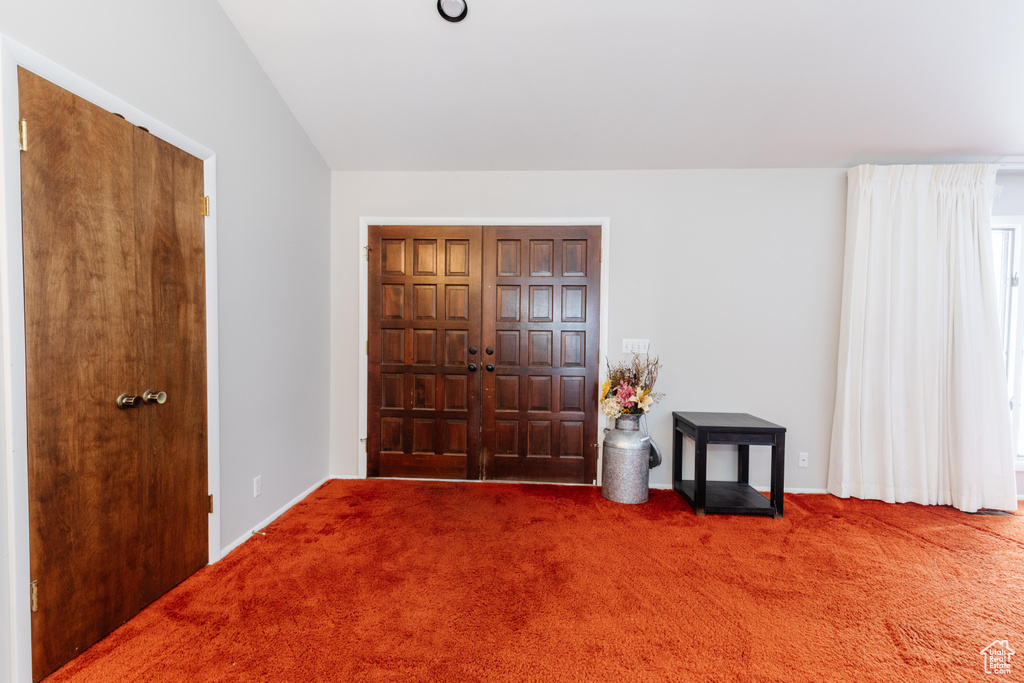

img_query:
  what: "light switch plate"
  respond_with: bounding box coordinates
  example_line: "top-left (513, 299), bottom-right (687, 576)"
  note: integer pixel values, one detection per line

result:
top-left (622, 339), bottom-right (650, 354)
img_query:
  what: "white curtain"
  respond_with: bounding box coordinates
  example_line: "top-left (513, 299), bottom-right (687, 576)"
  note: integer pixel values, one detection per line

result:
top-left (828, 164), bottom-right (1018, 512)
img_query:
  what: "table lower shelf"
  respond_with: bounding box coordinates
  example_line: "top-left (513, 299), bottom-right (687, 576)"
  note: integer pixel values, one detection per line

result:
top-left (674, 480), bottom-right (779, 518)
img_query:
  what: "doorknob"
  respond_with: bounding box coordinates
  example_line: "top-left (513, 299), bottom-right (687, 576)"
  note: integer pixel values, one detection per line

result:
top-left (117, 394), bottom-right (141, 409)
top-left (468, 363), bottom-right (478, 372)
top-left (486, 364), bottom-right (495, 372)
top-left (142, 390), bottom-right (167, 405)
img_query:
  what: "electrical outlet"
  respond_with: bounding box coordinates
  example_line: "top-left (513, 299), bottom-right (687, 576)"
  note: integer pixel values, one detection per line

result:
top-left (798, 452), bottom-right (809, 468)
top-left (621, 338), bottom-right (650, 354)
top-left (253, 475), bottom-right (262, 498)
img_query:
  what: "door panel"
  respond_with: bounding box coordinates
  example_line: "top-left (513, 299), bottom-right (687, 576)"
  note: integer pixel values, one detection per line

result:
top-left (481, 226), bottom-right (601, 484)
top-left (20, 67), bottom-right (143, 680)
top-left (133, 132), bottom-right (208, 605)
top-left (368, 226), bottom-right (482, 479)
top-left (19, 68), bottom-right (208, 681)
top-left (368, 225), bottom-right (601, 485)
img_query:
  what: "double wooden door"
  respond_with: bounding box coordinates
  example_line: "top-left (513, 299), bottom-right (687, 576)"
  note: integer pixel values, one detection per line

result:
top-left (19, 68), bottom-right (208, 681)
top-left (368, 225), bottom-right (600, 484)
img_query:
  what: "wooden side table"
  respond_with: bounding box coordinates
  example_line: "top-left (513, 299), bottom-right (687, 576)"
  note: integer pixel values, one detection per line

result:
top-left (672, 412), bottom-right (786, 518)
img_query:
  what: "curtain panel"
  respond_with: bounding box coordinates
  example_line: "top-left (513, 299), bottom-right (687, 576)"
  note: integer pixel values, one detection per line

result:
top-left (828, 164), bottom-right (1018, 512)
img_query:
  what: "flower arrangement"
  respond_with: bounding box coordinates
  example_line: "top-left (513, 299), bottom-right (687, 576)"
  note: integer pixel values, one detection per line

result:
top-left (600, 353), bottom-right (663, 418)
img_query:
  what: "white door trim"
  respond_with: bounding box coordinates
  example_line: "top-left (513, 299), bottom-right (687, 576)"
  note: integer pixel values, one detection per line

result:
top-left (356, 217), bottom-right (611, 482)
top-left (0, 36), bottom-right (223, 683)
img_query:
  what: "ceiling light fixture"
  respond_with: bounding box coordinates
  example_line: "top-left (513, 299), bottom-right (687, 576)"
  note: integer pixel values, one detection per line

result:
top-left (437, 0), bottom-right (467, 23)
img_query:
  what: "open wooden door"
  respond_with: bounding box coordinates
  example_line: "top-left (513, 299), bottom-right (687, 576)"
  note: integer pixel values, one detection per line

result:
top-left (367, 225), bottom-right (601, 485)
top-left (19, 67), bottom-right (208, 681)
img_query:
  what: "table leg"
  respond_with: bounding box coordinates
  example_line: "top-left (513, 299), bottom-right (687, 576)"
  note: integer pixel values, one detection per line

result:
top-left (672, 426), bottom-right (682, 487)
top-left (694, 431), bottom-right (707, 516)
top-left (737, 444), bottom-right (749, 485)
top-left (771, 432), bottom-right (786, 518)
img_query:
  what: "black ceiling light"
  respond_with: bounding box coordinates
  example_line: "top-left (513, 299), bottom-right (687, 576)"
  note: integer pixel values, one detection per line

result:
top-left (438, 0), bottom-right (468, 22)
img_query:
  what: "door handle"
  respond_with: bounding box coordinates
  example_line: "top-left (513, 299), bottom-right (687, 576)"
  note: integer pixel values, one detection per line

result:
top-left (142, 390), bottom-right (167, 405)
top-left (117, 394), bottom-right (141, 409)
top-left (468, 363), bottom-right (478, 372)
top-left (486, 364), bottom-right (495, 372)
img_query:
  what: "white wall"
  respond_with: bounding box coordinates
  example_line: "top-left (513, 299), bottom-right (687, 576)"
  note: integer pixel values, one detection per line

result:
top-left (331, 169), bottom-right (848, 491)
top-left (0, 1), bottom-right (331, 680)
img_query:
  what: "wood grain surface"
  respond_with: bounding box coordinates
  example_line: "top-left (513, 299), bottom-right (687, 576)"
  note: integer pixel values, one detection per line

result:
top-left (367, 225), bottom-right (601, 484)
top-left (368, 225), bottom-right (483, 479)
top-left (19, 67), bottom-right (207, 681)
top-left (133, 129), bottom-right (208, 606)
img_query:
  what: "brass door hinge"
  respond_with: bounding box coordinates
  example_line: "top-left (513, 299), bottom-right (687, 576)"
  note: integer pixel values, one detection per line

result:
top-left (365, 245), bottom-right (371, 261)
top-left (30, 581), bottom-right (38, 612)
top-left (18, 119), bottom-right (27, 152)
top-left (208, 494), bottom-right (214, 514)
top-left (201, 196), bottom-right (210, 217)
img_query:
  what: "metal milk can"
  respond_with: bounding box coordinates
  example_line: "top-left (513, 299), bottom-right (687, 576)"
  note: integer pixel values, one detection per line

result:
top-left (601, 413), bottom-right (662, 504)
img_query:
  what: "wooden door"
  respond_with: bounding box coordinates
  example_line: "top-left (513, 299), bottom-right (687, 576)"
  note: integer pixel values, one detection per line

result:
top-left (481, 226), bottom-right (601, 484)
top-left (367, 226), bottom-right (483, 478)
top-left (133, 128), bottom-right (208, 605)
top-left (367, 225), bottom-right (601, 485)
top-left (19, 68), bottom-right (207, 681)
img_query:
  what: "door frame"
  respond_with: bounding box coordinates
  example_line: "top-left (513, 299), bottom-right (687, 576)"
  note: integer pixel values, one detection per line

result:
top-left (356, 217), bottom-right (610, 482)
top-left (0, 37), bottom-right (223, 683)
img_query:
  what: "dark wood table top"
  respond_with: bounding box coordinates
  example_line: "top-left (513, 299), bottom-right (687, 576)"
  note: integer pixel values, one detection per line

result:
top-left (672, 412), bottom-right (785, 432)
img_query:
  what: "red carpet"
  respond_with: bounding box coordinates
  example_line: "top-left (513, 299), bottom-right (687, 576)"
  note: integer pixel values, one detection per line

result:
top-left (46, 479), bottom-right (1024, 682)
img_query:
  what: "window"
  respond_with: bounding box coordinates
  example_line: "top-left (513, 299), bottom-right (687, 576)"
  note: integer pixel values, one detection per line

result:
top-left (991, 217), bottom-right (1024, 464)
top-left (992, 226), bottom-right (1016, 371)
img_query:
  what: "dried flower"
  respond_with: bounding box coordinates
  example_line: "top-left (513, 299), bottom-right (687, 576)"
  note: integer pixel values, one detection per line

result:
top-left (636, 390), bottom-right (654, 413)
top-left (616, 381), bottom-right (636, 405)
top-left (599, 353), bottom-right (663, 415)
top-left (601, 397), bottom-right (623, 418)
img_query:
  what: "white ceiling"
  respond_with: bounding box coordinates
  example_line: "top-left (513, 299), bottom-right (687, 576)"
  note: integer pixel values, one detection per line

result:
top-left (216, 0), bottom-right (1024, 172)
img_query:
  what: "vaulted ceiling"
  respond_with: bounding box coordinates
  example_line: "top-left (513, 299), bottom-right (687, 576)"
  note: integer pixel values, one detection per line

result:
top-left (216, 0), bottom-right (1024, 171)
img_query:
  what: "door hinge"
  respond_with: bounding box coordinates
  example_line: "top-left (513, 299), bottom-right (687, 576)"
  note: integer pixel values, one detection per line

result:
top-left (1013, 273), bottom-right (1019, 287)
top-left (208, 494), bottom-right (214, 514)
top-left (30, 581), bottom-right (38, 612)
top-left (201, 196), bottom-right (210, 217)
top-left (18, 119), bottom-right (27, 152)
top-left (365, 245), bottom-right (371, 261)
top-left (366, 340), bottom-right (369, 354)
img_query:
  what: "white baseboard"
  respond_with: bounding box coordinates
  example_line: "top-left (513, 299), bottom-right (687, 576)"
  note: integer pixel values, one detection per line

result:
top-left (220, 476), bottom-right (330, 558)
